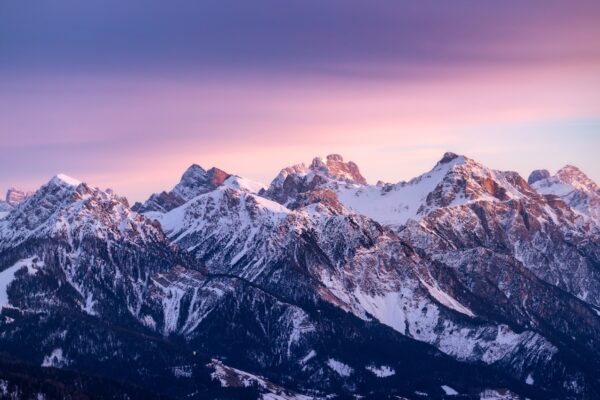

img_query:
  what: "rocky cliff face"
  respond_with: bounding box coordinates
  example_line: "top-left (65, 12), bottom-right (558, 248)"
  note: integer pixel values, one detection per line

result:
top-left (133, 165), bottom-right (232, 213)
top-left (0, 187), bottom-right (32, 213)
top-left (5, 187), bottom-right (33, 207)
top-left (1, 154), bottom-right (600, 399)
top-left (530, 165), bottom-right (600, 226)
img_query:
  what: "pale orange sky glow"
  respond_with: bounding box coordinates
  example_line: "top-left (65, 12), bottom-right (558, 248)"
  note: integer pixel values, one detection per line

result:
top-left (2, 59), bottom-right (599, 201)
top-left (1, 1), bottom-right (599, 201)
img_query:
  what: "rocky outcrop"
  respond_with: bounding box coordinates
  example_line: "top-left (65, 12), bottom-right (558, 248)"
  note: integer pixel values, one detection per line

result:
top-left (528, 169), bottom-right (551, 185)
top-left (531, 165), bottom-right (600, 225)
top-left (133, 165), bottom-right (231, 213)
top-left (5, 188), bottom-right (33, 207)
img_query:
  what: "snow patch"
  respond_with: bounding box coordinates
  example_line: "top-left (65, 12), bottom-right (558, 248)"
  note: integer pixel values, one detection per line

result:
top-left (366, 365), bottom-right (395, 378)
top-left (526, 373), bottom-right (534, 385)
top-left (419, 278), bottom-right (475, 317)
top-left (334, 155), bottom-right (465, 226)
top-left (326, 358), bottom-right (353, 377)
top-left (224, 176), bottom-right (265, 194)
top-left (353, 290), bottom-right (409, 334)
top-left (300, 350), bottom-right (316, 365)
top-left (54, 174), bottom-right (81, 186)
top-left (42, 348), bottom-right (69, 368)
top-left (172, 365), bottom-right (193, 378)
top-left (142, 315), bottom-right (157, 329)
top-left (479, 389), bottom-right (519, 399)
top-left (82, 293), bottom-right (97, 316)
top-left (441, 385), bottom-right (459, 395)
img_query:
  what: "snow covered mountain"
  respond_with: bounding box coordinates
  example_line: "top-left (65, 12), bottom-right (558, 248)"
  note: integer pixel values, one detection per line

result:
top-left (529, 165), bottom-right (600, 225)
top-left (264, 152), bottom-right (536, 228)
top-left (1, 154), bottom-right (600, 399)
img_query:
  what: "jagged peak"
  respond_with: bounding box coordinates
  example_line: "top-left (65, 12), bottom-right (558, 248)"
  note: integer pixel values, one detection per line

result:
top-left (558, 164), bottom-right (582, 173)
top-left (178, 164), bottom-right (230, 186)
top-left (181, 164), bottom-right (207, 178)
top-left (438, 152), bottom-right (461, 165)
top-left (135, 163), bottom-right (232, 214)
top-left (281, 163), bottom-right (309, 176)
top-left (431, 152), bottom-right (468, 169)
top-left (555, 165), bottom-right (598, 192)
top-left (5, 187), bottom-right (34, 206)
top-left (180, 164), bottom-right (229, 180)
top-left (309, 154), bottom-right (367, 185)
top-left (0, 173), bottom-right (161, 249)
top-left (556, 164), bottom-right (587, 180)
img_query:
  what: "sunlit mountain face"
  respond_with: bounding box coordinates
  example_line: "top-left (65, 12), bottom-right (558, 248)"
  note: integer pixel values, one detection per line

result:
top-left (0, 152), bottom-right (599, 399)
top-left (1, 1), bottom-right (600, 399)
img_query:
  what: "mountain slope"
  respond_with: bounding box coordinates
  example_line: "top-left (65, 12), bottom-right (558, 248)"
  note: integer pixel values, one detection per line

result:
top-left (2, 154), bottom-right (600, 399)
top-left (530, 165), bottom-right (600, 225)
top-left (144, 164), bottom-right (598, 397)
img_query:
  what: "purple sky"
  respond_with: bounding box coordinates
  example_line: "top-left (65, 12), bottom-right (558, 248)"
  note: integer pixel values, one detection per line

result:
top-left (1, 1), bottom-right (599, 201)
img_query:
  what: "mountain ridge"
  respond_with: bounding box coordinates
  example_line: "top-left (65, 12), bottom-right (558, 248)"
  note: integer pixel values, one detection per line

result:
top-left (1, 151), bottom-right (599, 399)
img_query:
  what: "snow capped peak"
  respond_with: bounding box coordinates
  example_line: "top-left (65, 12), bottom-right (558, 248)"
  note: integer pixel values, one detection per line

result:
top-left (332, 153), bottom-right (536, 228)
top-left (555, 165), bottom-right (598, 192)
top-left (309, 154), bottom-right (367, 185)
top-left (51, 174), bottom-right (82, 187)
top-left (0, 175), bottom-right (164, 250)
top-left (263, 154), bottom-right (368, 208)
top-left (531, 164), bottom-right (600, 224)
top-left (175, 165), bottom-right (231, 198)
top-left (429, 152), bottom-right (467, 174)
top-left (180, 163), bottom-right (207, 180)
top-left (437, 151), bottom-right (462, 165)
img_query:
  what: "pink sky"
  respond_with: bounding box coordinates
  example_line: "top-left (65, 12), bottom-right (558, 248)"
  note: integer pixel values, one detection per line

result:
top-left (1, 1), bottom-right (599, 201)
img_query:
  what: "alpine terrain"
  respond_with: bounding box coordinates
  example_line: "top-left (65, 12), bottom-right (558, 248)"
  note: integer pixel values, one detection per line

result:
top-left (1, 153), bottom-right (599, 400)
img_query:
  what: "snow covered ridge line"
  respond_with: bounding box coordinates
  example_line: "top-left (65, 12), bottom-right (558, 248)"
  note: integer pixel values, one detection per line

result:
top-left (0, 172), bottom-right (167, 251)
top-left (6, 151), bottom-right (598, 230)
top-left (53, 173), bottom-right (82, 187)
top-left (257, 151), bottom-right (600, 229)
top-left (0, 151), bottom-right (599, 398)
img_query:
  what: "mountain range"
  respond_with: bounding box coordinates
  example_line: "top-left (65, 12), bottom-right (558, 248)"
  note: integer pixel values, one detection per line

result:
top-left (0, 152), bottom-right (599, 399)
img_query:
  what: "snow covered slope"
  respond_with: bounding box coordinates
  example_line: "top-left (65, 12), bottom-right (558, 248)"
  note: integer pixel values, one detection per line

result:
top-left (0, 174), bottom-right (164, 250)
top-left (530, 165), bottom-right (600, 225)
top-left (2, 153), bottom-right (600, 399)
top-left (265, 152), bottom-right (536, 229)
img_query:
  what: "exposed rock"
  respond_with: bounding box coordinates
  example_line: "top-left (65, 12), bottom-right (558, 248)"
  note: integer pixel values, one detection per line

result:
top-left (5, 188), bottom-right (33, 206)
top-left (133, 165), bottom-right (231, 213)
top-left (528, 169), bottom-right (551, 185)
